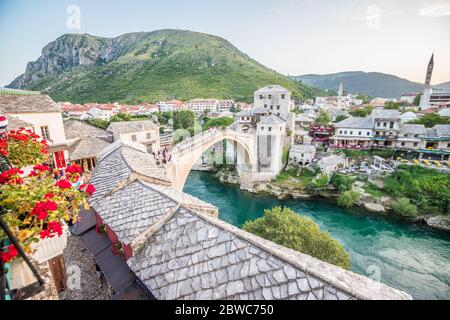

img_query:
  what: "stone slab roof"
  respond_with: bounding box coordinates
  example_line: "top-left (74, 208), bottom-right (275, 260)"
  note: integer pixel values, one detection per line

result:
top-left (399, 124), bottom-right (427, 135)
top-left (93, 180), bottom-right (178, 245)
top-left (255, 85), bottom-right (289, 94)
top-left (90, 141), bottom-right (170, 203)
top-left (259, 115), bottom-right (286, 126)
top-left (370, 109), bottom-right (401, 119)
top-left (107, 120), bottom-right (158, 135)
top-left (64, 120), bottom-right (111, 140)
top-left (128, 206), bottom-right (411, 300)
top-left (433, 125), bottom-right (450, 137)
top-left (68, 137), bottom-right (112, 161)
top-left (0, 93), bottom-right (61, 113)
top-left (295, 115), bottom-right (313, 122)
top-left (334, 117), bottom-right (372, 129)
top-left (290, 144), bottom-right (316, 154)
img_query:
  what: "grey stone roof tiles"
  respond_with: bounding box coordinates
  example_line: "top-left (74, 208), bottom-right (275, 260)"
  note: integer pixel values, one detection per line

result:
top-left (334, 117), bottom-right (372, 129)
top-left (107, 120), bottom-right (158, 135)
top-left (0, 109), bottom-right (34, 130)
top-left (399, 124), bottom-right (427, 135)
top-left (94, 180), bottom-right (178, 244)
top-left (68, 137), bottom-right (112, 161)
top-left (433, 124), bottom-right (450, 137)
top-left (128, 207), bottom-right (407, 300)
top-left (370, 109), bottom-right (401, 119)
top-left (0, 93), bottom-right (61, 113)
top-left (64, 120), bottom-right (111, 140)
top-left (259, 115), bottom-right (286, 126)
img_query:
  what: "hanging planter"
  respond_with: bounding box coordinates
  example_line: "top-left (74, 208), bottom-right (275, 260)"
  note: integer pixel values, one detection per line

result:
top-left (96, 223), bottom-right (106, 234)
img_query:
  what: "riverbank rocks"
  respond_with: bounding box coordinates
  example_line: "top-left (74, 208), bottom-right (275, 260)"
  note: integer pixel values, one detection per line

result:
top-left (424, 216), bottom-right (450, 233)
top-left (363, 202), bottom-right (386, 213)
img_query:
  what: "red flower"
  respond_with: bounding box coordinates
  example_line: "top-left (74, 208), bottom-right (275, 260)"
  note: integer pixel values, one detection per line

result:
top-left (28, 171), bottom-right (38, 177)
top-left (40, 221), bottom-right (63, 239)
top-left (79, 183), bottom-right (96, 196)
top-left (1, 244), bottom-right (18, 263)
top-left (0, 168), bottom-right (24, 184)
top-left (44, 193), bottom-right (55, 199)
top-left (31, 200), bottom-right (58, 220)
top-left (66, 164), bottom-right (82, 174)
top-left (33, 164), bottom-right (50, 172)
top-left (55, 179), bottom-right (72, 189)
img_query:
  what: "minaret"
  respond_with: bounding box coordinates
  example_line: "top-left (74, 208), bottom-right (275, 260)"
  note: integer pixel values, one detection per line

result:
top-left (420, 53), bottom-right (434, 110)
top-left (338, 81), bottom-right (344, 97)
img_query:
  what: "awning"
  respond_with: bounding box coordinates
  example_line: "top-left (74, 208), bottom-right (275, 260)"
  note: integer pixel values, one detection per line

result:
top-left (81, 229), bottom-right (111, 256)
top-left (72, 209), bottom-right (97, 236)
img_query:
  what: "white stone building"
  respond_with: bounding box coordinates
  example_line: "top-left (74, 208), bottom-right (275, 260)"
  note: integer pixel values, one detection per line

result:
top-left (188, 99), bottom-right (218, 114)
top-left (107, 120), bottom-right (160, 153)
top-left (254, 85), bottom-right (292, 120)
top-left (289, 144), bottom-right (316, 166)
top-left (0, 91), bottom-right (70, 169)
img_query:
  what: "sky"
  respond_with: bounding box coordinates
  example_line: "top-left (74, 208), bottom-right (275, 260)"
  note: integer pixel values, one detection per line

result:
top-left (1, 0), bottom-right (449, 87)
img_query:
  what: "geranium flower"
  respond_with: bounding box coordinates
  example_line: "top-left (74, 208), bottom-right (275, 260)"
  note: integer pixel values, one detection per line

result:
top-left (0, 244), bottom-right (18, 263)
top-left (79, 183), bottom-right (96, 196)
top-left (55, 179), bottom-right (72, 189)
top-left (0, 168), bottom-right (24, 184)
top-left (40, 221), bottom-right (63, 239)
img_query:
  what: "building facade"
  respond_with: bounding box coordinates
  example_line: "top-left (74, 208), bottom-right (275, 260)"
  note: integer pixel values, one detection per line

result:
top-left (107, 120), bottom-right (160, 153)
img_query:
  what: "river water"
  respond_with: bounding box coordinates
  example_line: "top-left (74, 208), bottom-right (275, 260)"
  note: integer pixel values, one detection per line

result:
top-left (184, 171), bottom-right (450, 300)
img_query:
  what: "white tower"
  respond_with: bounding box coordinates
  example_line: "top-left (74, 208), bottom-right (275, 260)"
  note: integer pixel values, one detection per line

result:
top-left (420, 54), bottom-right (434, 110)
top-left (338, 81), bottom-right (344, 97)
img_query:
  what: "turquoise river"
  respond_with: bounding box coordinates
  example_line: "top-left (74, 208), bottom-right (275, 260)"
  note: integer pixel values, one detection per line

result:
top-left (184, 171), bottom-right (450, 300)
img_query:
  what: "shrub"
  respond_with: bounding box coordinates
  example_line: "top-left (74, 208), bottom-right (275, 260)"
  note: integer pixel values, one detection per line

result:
top-left (243, 207), bottom-right (350, 269)
top-left (337, 191), bottom-right (360, 208)
top-left (330, 174), bottom-right (354, 192)
top-left (393, 198), bottom-right (418, 218)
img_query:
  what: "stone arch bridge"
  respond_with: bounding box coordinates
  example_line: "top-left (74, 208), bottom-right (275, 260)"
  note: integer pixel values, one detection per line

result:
top-left (166, 128), bottom-right (259, 191)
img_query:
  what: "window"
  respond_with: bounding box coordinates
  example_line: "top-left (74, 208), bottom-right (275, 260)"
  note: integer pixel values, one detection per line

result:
top-left (377, 122), bottom-right (381, 127)
top-left (261, 126), bottom-right (264, 131)
top-left (344, 131), bottom-right (347, 134)
top-left (383, 122), bottom-right (387, 127)
top-left (350, 131), bottom-right (353, 135)
top-left (277, 105), bottom-right (280, 110)
top-left (40, 126), bottom-right (50, 140)
top-left (268, 127), bottom-right (272, 132)
top-left (414, 134), bottom-right (419, 138)
top-left (367, 132), bottom-right (370, 136)
top-left (281, 94), bottom-right (285, 99)
top-left (389, 122), bottom-right (394, 129)
top-left (132, 134), bottom-right (137, 142)
top-left (414, 143), bottom-right (418, 147)
top-left (447, 143), bottom-right (450, 148)
top-left (264, 104), bottom-right (267, 108)
top-left (339, 130), bottom-right (343, 134)
top-left (401, 142), bottom-right (405, 146)
top-left (270, 105), bottom-right (273, 110)
top-left (146, 132), bottom-right (152, 139)
top-left (358, 131), bottom-right (362, 136)
top-left (268, 95), bottom-right (272, 99)
top-left (259, 95), bottom-right (264, 99)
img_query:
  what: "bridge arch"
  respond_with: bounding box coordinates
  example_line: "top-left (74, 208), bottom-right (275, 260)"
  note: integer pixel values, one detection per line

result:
top-left (167, 130), bottom-right (256, 191)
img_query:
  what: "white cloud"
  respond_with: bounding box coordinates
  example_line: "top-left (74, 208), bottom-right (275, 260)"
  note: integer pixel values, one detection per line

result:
top-left (419, 4), bottom-right (450, 17)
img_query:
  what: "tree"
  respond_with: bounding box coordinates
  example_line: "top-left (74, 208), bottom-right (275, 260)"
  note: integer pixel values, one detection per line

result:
top-left (384, 101), bottom-right (401, 110)
top-left (349, 105), bottom-right (374, 117)
top-left (243, 207), bottom-right (350, 269)
top-left (334, 115), bottom-right (348, 123)
top-left (315, 110), bottom-right (331, 125)
top-left (330, 174), bottom-right (354, 192)
top-left (409, 113), bottom-right (450, 128)
top-left (337, 191), bottom-right (360, 208)
top-left (173, 110), bottom-right (195, 130)
top-left (393, 198), bottom-right (418, 218)
top-left (204, 117), bottom-right (234, 130)
top-left (306, 174), bottom-right (329, 192)
top-left (413, 94), bottom-right (422, 106)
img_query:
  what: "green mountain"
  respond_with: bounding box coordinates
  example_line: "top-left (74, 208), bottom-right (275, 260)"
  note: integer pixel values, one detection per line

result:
top-left (8, 29), bottom-right (325, 103)
top-left (292, 72), bottom-right (428, 98)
